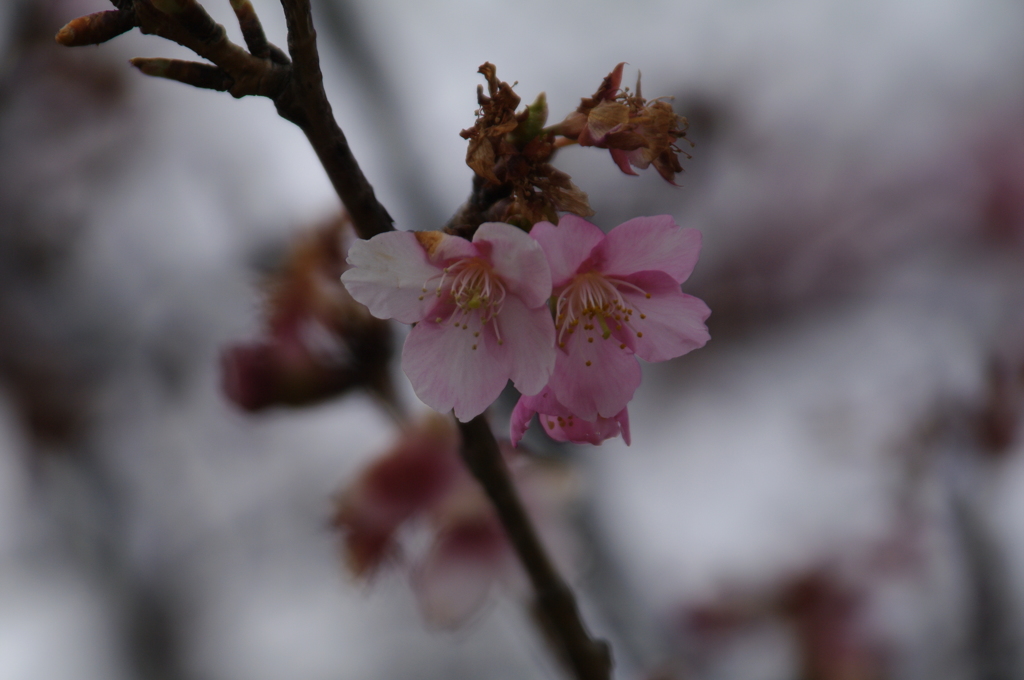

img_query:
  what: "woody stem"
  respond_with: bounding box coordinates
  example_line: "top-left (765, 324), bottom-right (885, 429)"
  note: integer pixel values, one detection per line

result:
top-left (457, 416), bottom-right (613, 680)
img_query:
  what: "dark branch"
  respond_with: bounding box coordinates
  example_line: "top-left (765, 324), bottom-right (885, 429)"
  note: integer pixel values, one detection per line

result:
top-left (57, 0), bottom-right (393, 241)
top-left (229, 0), bottom-right (269, 59)
top-left (276, 0), bottom-right (394, 239)
top-left (457, 416), bottom-right (613, 680)
top-left (129, 58), bottom-right (232, 91)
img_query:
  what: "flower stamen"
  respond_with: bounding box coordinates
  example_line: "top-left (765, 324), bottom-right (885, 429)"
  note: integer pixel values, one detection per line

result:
top-left (554, 272), bottom-right (649, 346)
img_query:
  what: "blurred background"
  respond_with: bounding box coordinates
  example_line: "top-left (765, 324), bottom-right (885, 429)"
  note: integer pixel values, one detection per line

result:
top-left (1, 0), bottom-right (1023, 678)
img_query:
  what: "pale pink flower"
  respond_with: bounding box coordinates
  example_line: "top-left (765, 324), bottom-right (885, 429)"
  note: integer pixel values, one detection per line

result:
top-left (412, 482), bottom-right (517, 628)
top-left (510, 386), bottom-right (630, 447)
top-left (341, 223), bottom-right (555, 421)
top-left (412, 442), bottom-right (572, 627)
top-left (332, 413), bottom-right (462, 576)
top-left (530, 214), bottom-right (710, 421)
top-left (334, 413), bottom-right (571, 628)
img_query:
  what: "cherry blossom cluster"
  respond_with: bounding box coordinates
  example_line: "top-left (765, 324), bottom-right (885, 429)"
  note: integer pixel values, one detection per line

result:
top-left (342, 214), bottom-right (710, 446)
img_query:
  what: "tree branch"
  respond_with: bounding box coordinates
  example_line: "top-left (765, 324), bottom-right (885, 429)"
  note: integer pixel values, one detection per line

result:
top-left (275, 0), bottom-right (394, 239)
top-left (458, 416), bottom-right (613, 680)
top-left (57, 0), bottom-right (393, 241)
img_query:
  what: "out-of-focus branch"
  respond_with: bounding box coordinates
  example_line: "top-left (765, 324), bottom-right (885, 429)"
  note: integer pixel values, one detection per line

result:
top-left (55, 0), bottom-right (394, 240)
top-left (458, 416), bottom-right (613, 680)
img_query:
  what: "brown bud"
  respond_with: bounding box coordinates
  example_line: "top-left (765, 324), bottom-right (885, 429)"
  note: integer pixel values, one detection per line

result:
top-left (55, 9), bottom-right (136, 47)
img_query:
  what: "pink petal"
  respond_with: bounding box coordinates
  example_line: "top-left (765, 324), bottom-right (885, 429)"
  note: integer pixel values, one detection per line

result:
top-left (610, 148), bottom-right (639, 176)
top-left (494, 295), bottom-right (556, 397)
top-left (530, 216), bottom-right (606, 287)
top-left (514, 388), bottom-right (631, 446)
top-left (618, 271), bottom-right (711, 363)
top-left (342, 231), bottom-right (443, 324)
top-left (510, 397), bottom-right (535, 448)
top-left (413, 547), bottom-right (495, 629)
top-left (419, 229), bottom-right (478, 265)
top-left (413, 522), bottom-right (507, 628)
top-left (402, 313), bottom-right (510, 422)
top-left (539, 407), bottom-right (630, 446)
top-left (595, 216), bottom-right (702, 283)
top-left (550, 331), bottom-right (641, 420)
top-left (473, 222), bottom-right (552, 309)
top-left (624, 146), bottom-right (652, 170)
top-left (510, 387), bottom-right (571, 446)
top-left (617, 408), bottom-right (631, 446)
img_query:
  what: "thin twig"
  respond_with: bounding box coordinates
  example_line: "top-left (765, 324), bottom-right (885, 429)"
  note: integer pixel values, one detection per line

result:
top-left (58, 0), bottom-right (393, 241)
top-left (228, 0), bottom-right (269, 59)
top-left (276, 0), bottom-right (394, 239)
top-left (458, 416), bottom-right (613, 680)
top-left (129, 57), bottom-right (232, 91)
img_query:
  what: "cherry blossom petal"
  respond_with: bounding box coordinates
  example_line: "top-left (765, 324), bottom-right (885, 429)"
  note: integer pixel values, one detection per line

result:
top-left (473, 222), bottom-right (552, 308)
top-left (530, 216), bottom-right (605, 287)
top-left (413, 522), bottom-right (507, 628)
top-left (550, 333), bottom-right (641, 420)
top-left (342, 231), bottom-right (443, 323)
top-left (513, 386), bottom-right (632, 446)
top-left (610, 148), bottom-right (639, 176)
top-left (619, 271), bottom-right (711, 363)
top-left (616, 408), bottom-right (631, 445)
top-left (596, 215), bottom-right (702, 282)
top-left (402, 314), bottom-right (509, 422)
top-left (415, 230), bottom-right (478, 266)
top-left (541, 407), bottom-right (630, 445)
top-left (510, 387), bottom-right (572, 446)
top-left (494, 295), bottom-right (556, 397)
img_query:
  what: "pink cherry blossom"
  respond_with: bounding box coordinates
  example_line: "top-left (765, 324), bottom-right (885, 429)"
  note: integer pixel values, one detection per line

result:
top-left (332, 413), bottom-right (462, 576)
top-left (341, 223), bottom-right (555, 421)
top-left (530, 214), bottom-right (710, 421)
top-left (335, 413), bottom-right (571, 627)
top-left (411, 441), bottom-right (571, 627)
top-left (412, 489), bottom-right (517, 628)
top-left (511, 386), bottom-right (630, 447)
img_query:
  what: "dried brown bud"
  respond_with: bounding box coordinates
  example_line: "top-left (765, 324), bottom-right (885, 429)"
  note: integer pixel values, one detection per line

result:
top-left (559, 65), bottom-right (692, 184)
top-left (458, 64), bottom-right (593, 226)
top-left (460, 62), bottom-right (522, 184)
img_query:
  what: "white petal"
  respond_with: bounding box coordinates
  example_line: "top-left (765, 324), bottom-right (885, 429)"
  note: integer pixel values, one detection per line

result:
top-left (342, 231), bottom-right (443, 323)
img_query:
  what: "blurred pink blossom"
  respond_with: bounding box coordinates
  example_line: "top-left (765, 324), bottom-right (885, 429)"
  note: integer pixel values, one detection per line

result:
top-left (333, 413), bottom-right (572, 626)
